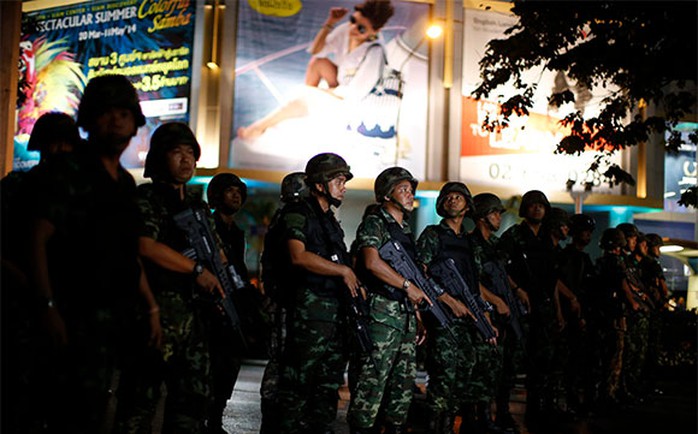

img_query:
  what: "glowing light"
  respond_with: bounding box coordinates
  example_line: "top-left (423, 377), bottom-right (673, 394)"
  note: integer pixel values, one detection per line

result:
top-left (207, 61), bottom-right (219, 70)
top-left (660, 245), bottom-right (685, 253)
top-left (426, 24), bottom-right (443, 39)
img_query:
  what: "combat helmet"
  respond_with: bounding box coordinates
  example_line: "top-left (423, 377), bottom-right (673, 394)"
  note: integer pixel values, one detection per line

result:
top-left (77, 75), bottom-right (145, 131)
top-left (27, 112), bottom-right (81, 153)
top-left (304, 153), bottom-right (352, 207)
top-left (645, 233), bottom-right (664, 248)
top-left (472, 193), bottom-right (505, 220)
top-left (569, 214), bottom-right (596, 235)
top-left (280, 172), bottom-right (309, 203)
top-left (518, 190), bottom-right (551, 218)
top-left (374, 167), bottom-right (418, 203)
top-left (207, 173), bottom-right (247, 210)
top-left (616, 223), bottom-right (639, 239)
top-left (436, 182), bottom-right (474, 218)
top-left (544, 207), bottom-right (571, 229)
top-left (599, 228), bottom-right (627, 250)
top-left (305, 153), bottom-right (353, 185)
top-left (143, 122), bottom-right (201, 180)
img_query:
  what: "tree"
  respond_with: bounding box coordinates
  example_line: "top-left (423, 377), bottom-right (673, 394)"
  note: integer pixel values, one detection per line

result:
top-left (472, 1), bottom-right (698, 207)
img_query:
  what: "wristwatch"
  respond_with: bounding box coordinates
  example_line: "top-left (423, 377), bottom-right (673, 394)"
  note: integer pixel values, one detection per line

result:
top-left (402, 279), bottom-right (411, 290)
top-left (192, 262), bottom-right (205, 277)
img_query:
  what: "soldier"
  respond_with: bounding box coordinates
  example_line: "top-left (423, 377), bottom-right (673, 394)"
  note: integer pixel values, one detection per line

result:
top-left (275, 153), bottom-right (359, 434)
top-left (259, 172), bottom-right (309, 434)
top-left (348, 167), bottom-right (431, 434)
top-left (205, 173), bottom-right (250, 434)
top-left (499, 190), bottom-right (575, 428)
top-left (28, 75), bottom-right (161, 433)
top-left (416, 182), bottom-right (502, 434)
top-left (115, 122), bottom-right (223, 433)
top-left (2, 112), bottom-right (84, 433)
top-left (592, 228), bottom-right (629, 410)
top-left (641, 233), bottom-right (668, 396)
top-left (616, 223), bottom-right (651, 403)
top-left (470, 192), bottom-right (530, 433)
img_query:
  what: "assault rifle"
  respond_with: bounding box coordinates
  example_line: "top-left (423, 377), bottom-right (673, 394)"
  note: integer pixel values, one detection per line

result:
top-left (482, 261), bottom-right (525, 343)
top-left (430, 258), bottom-right (498, 343)
top-left (174, 207), bottom-right (243, 331)
top-left (328, 253), bottom-right (378, 374)
top-left (378, 240), bottom-right (452, 330)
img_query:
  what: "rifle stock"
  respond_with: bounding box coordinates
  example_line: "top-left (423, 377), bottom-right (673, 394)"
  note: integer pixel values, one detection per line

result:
top-left (482, 261), bottom-right (526, 342)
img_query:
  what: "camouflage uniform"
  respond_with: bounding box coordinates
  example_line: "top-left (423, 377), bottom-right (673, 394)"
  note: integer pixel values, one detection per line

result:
top-left (276, 196), bottom-right (349, 433)
top-left (418, 220), bottom-right (501, 430)
top-left (348, 206), bottom-right (417, 430)
top-left (31, 153), bottom-right (144, 434)
top-left (622, 254), bottom-right (650, 401)
top-left (592, 253), bottom-right (627, 405)
top-left (469, 228), bottom-right (525, 424)
top-left (557, 244), bottom-right (597, 409)
top-left (639, 253), bottom-right (666, 392)
top-left (115, 183), bottom-right (210, 434)
top-left (500, 221), bottom-right (559, 419)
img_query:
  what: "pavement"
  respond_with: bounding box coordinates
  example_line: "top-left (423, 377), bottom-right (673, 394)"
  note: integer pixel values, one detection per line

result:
top-left (220, 360), bottom-right (697, 434)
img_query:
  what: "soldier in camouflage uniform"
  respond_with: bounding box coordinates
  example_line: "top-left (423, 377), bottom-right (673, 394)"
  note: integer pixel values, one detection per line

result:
top-left (259, 172), bottom-right (309, 434)
top-left (616, 223), bottom-right (651, 403)
top-left (204, 172), bottom-right (251, 434)
top-left (470, 193), bottom-right (530, 433)
top-left (641, 233), bottom-right (668, 396)
top-left (348, 167), bottom-right (431, 434)
top-left (499, 191), bottom-right (575, 429)
top-left (592, 228), bottom-right (629, 409)
top-left (115, 122), bottom-right (224, 434)
top-left (275, 153), bottom-right (359, 434)
top-left (557, 214), bottom-right (597, 413)
top-left (418, 182), bottom-right (508, 434)
top-left (28, 75), bottom-right (161, 434)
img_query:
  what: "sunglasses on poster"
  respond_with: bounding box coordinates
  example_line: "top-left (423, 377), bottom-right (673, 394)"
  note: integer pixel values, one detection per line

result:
top-left (349, 15), bottom-right (367, 34)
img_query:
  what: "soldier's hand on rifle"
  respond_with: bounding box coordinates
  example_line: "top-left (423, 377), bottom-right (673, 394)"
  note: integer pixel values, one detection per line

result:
top-left (341, 265), bottom-right (361, 298)
top-left (440, 293), bottom-right (474, 320)
top-left (405, 281), bottom-right (432, 307)
top-left (516, 287), bottom-right (531, 313)
top-left (196, 268), bottom-right (226, 299)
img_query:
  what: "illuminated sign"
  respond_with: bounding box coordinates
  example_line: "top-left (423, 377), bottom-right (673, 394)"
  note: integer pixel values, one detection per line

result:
top-left (16, 0), bottom-right (197, 171)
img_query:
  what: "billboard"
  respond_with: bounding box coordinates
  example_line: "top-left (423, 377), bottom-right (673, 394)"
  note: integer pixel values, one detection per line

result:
top-left (230, 0), bottom-right (430, 179)
top-left (16, 0), bottom-right (198, 171)
top-left (460, 7), bottom-right (622, 195)
top-left (664, 126), bottom-right (698, 213)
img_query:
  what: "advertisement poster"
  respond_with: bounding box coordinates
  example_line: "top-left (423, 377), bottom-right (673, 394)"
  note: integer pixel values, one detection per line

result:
top-left (16, 0), bottom-right (197, 171)
top-left (664, 126), bottom-right (697, 213)
top-left (460, 7), bottom-right (622, 195)
top-left (231, 0), bottom-right (430, 179)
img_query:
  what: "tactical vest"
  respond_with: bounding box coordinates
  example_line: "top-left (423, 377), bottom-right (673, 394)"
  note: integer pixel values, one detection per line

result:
top-left (432, 225), bottom-right (479, 296)
top-left (289, 199), bottom-right (349, 297)
top-left (360, 210), bottom-right (415, 303)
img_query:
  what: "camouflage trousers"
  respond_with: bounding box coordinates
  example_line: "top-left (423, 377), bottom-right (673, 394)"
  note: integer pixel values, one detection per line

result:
top-left (465, 324), bottom-right (503, 404)
top-left (115, 292), bottom-right (210, 434)
top-left (277, 288), bottom-right (346, 433)
top-left (494, 319), bottom-right (526, 414)
top-left (600, 316), bottom-right (626, 402)
top-left (426, 319), bottom-right (503, 414)
top-left (203, 315), bottom-right (242, 429)
top-left (348, 294), bottom-right (417, 429)
top-left (623, 311), bottom-right (649, 398)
